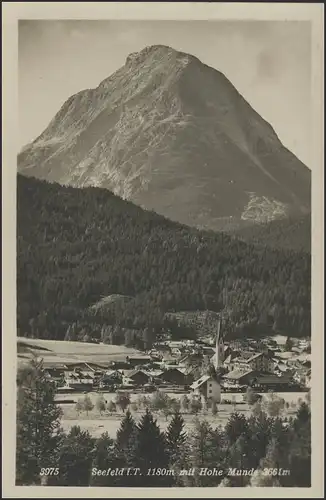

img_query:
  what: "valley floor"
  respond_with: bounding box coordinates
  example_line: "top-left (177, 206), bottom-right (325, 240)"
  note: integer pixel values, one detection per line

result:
top-left (58, 391), bottom-right (305, 438)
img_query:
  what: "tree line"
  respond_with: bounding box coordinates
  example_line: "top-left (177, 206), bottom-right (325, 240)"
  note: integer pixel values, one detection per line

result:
top-left (17, 175), bottom-right (310, 346)
top-left (235, 214), bottom-right (311, 253)
top-left (16, 359), bottom-right (311, 487)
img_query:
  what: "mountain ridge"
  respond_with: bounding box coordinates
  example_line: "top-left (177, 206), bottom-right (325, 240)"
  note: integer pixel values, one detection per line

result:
top-left (18, 44), bottom-right (311, 232)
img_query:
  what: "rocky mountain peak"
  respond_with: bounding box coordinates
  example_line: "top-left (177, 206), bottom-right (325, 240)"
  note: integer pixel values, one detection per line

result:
top-left (18, 46), bottom-right (310, 231)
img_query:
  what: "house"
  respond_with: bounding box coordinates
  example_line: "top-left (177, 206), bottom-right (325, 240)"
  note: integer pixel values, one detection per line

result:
top-left (149, 349), bottom-right (162, 360)
top-left (293, 365), bottom-right (311, 387)
top-left (297, 339), bottom-right (311, 350)
top-left (179, 353), bottom-right (203, 366)
top-left (161, 353), bottom-right (178, 365)
top-left (123, 369), bottom-right (150, 386)
top-left (110, 360), bottom-right (132, 370)
top-left (170, 347), bottom-right (185, 357)
top-left (44, 367), bottom-right (66, 387)
top-left (190, 375), bottom-right (221, 403)
top-left (153, 344), bottom-right (172, 354)
top-left (65, 362), bottom-right (95, 373)
top-left (126, 355), bottom-right (152, 367)
top-left (228, 351), bottom-right (274, 373)
top-left (202, 346), bottom-right (215, 357)
top-left (64, 371), bottom-right (94, 391)
top-left (251, 374), bottom-right (293, 391)
top-left (98, 370), bottom-right (122, 388)
top-left (222, 369), bottom-right (257, 387)
top-left (274, 362), bottom-right (290, 376)
top-left (157, 367), bottom-right (191, 386)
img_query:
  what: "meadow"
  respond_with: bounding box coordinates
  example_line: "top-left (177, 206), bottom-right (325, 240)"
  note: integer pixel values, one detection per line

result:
top-left (17, 337), bottom-right (141, 365)
top-left (58, 391), bottom-right (306, 438)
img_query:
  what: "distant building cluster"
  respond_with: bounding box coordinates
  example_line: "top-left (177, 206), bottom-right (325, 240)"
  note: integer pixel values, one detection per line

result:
top-left (40, 320), bottom-right (311, 408)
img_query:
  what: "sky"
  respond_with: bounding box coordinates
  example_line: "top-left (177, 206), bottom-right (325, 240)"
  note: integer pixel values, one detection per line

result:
top-left (19, 20), bottom-right (311, 167)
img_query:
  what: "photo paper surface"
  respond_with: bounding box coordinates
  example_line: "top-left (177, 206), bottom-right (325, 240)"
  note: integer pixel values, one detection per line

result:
top-left (2, 2), bottom-right (324, 498)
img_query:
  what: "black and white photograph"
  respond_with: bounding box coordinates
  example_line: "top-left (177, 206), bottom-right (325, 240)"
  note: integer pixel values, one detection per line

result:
top-left (2, 2), bottom-right (324, 497)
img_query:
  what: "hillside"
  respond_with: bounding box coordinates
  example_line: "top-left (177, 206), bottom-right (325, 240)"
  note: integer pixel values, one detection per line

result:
top-left (18, 45), bottom-right (310, 233)
top-left (17, 175), bottom-right (310, 347)
top-left (235, 215), bottom-right (311, 253)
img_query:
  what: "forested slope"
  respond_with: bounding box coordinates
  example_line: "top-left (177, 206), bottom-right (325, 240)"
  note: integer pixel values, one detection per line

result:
top-left (235, 215), bottom-right (311, 253)
top-left (17, 175), bottom-right (310, 346)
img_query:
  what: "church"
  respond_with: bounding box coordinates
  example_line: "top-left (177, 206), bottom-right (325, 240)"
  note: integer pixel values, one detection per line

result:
top-left (190, 317), bottom-right (224, 403)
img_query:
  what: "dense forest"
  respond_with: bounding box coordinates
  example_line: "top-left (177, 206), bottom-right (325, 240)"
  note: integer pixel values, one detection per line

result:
top-left (17, 175), bottom-right (311, 347)
top-left (235, 215), bottom-right (311, 253)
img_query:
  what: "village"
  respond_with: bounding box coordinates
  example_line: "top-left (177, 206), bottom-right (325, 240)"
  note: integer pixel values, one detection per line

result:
top-left (40, 326), bottom-right (311, 403)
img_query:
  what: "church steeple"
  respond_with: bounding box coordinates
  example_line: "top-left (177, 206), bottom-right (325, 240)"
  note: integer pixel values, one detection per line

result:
top-left (215, 317), bottom-right (224, 370)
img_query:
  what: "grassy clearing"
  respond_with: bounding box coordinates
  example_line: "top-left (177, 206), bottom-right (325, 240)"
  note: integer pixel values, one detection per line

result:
top-left (58, 391), bottom-right (304, 438)
top-left (17, 338), bottom-right (142, 364)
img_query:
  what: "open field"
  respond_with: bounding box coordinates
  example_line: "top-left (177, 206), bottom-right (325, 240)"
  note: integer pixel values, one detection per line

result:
top-left (55, 391), bottom-right (307, 405)
top-left (60, 412), bottom-right (246, 439)
top-left (17, 338), bottom-right (142, 365)
top-left (58, 391), bottom-right (306, 438)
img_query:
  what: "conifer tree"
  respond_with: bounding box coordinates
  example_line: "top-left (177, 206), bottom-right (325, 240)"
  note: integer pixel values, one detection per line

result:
top-left (226, 435), bottom-right (251, 486)
top-left (16, 358), bottom-right (63, 485)
top-left (165, 411), bottom-right (187, 466)
top-left (285, 402), bottom-right (311, 487)
top-left (225, 412), bottom-right (250, 445)
top-left (130, 409), bottom-right (171, 486)
top-left (115, 409), bottom-right (137, 457)
top-left (187, 419), bottom-right (224, 486)
top-left (90, 432), bottom-right (118, 486)
top-left (54, 426), bottom-right (95, 486)
top-left (246, 411), bottom-right (272, 468)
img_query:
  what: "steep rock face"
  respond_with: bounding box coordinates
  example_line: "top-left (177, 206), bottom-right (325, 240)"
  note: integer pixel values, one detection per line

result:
top-left (18, 45), bottom-right (311, 231)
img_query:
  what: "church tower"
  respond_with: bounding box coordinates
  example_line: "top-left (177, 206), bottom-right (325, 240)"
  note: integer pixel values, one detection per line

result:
top-left (214, 317), bottom-right (224, 370)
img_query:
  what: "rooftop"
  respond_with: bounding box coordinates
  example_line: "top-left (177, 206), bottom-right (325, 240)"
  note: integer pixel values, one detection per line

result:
top-left (255, 375), bottom-right (292, 384)
top-left (190, 374), bottom-right (212, 390)
top-left (223, 369), bottom-right (255, 381)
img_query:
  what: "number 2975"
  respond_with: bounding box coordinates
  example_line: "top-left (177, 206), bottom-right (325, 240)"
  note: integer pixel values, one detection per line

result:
top-left (40, 468), bottom-right (59, 476)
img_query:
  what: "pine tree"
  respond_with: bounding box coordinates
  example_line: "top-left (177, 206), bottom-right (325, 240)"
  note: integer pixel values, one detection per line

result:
top-left (187, 419), bottom-right (224, 486)
top-left (16, 357), bottom-right (63, 485)
top-left (54, 426), bottom-right (96, 486)
top-left (115, 409), bottom-right (137, 456)
top-left (90, 432), bottom-right (118, 486)
top-left (130, 409), bottom-right (171, 486)
top-left (284, 402), bottom-right (311, 487)
top-left (165, 411), bottom-right (187, 466)
top-left (294, 401), bottom-right (310, 429)
top-left (226, 435), bottom-right (251, 486)
top-left (225, 412), bottom-right (250, 445)
top-left (246, 411), bottom-right (273, 468)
